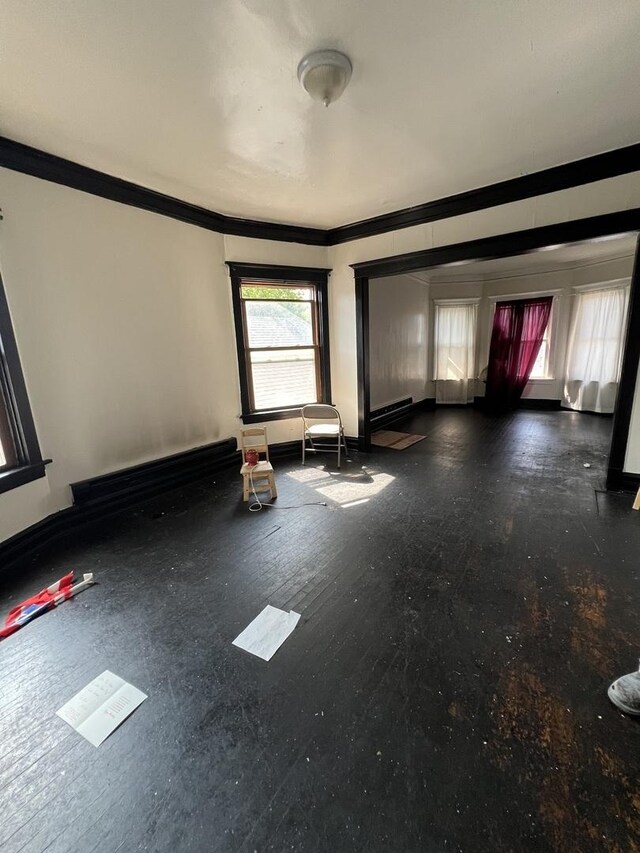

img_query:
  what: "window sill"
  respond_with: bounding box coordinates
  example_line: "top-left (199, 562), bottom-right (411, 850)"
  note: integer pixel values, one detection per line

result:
top-left (0, 460), bottom-right (51, 495)
top-left (241, 404), bottom-right (335, 424)
top-left (241, 408), bottom-right (304, 424)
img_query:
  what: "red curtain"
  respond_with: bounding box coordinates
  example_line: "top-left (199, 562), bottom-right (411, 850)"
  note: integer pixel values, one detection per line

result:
top-left (485, 296), bottom-right (553, 411)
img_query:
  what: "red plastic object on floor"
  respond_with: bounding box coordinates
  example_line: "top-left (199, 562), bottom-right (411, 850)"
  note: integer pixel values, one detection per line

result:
top-left (0, 571), bottom-right (95, 640)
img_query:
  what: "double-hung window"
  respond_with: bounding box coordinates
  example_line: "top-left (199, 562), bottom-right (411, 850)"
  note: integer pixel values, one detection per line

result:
top-left (0, 271), bottom-right (45, 493)
top-left (228, 264), bottom-right (331, 423)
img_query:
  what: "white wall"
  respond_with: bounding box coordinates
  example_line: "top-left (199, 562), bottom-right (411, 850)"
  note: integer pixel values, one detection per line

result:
top-left (0, 169), bottom-right (235, 540)
top-left (369, 275), bottom-right (429, 410)
top-left (2, 165), bottom-right (640, 543)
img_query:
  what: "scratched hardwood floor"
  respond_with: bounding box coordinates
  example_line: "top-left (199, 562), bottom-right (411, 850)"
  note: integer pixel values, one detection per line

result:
top-left (1, 408), bottom-right (639, 853)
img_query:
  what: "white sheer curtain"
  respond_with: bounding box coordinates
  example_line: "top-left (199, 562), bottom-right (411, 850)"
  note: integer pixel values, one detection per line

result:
top-left (563, 285), bottom-right (629, 414)
top-left (433, 302), bottom-right (477, 404)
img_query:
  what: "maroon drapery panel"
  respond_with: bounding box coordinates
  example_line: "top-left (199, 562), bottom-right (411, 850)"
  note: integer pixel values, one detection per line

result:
top-left (485, 296), bottom-right (553, 410)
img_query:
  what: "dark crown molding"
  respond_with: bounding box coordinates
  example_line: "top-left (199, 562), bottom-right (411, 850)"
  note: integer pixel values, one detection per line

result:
top-left (0, 137), bottom-right (327, 246)
top-left (1, 135), bottom-right (639, 247)
top-left (328, 144), bottom-right (640, 244)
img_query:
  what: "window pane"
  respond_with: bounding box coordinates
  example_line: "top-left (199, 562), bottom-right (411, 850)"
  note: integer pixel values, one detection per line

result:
top-left (530, 341), bottom-right (548, 378)
top-left (434, 303), bottom-right (477, 380)
top-left (0, 438), bottom-right (5, 467)
top-left (241, 284), bottom-right (314, 301)
top-left (245, 300), bottom-right (314, 348)
top-left (250, 349), bottom-right (318, 409)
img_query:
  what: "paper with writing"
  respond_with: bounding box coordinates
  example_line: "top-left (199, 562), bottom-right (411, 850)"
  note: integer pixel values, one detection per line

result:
top-left (57, 670), bottom-right (147, 747)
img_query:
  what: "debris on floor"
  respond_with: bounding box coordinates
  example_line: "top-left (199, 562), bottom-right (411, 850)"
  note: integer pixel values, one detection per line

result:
top-left (0, 571), bottom-right (95, 640)
top-left (57, 670), bottom-right (147, 747)
top-left (232, 605), bottom-right (301, 661)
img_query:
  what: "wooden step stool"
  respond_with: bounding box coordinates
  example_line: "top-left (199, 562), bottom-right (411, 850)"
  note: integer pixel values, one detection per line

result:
top-left (239, 427), bottom-right (277, 502)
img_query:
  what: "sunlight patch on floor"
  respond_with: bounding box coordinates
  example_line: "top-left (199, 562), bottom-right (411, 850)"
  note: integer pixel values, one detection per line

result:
top-left (315, 472), bottom-right (396, 506)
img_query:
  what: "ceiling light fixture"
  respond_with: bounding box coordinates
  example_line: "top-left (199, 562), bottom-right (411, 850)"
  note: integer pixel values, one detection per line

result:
top-left (297, 50), bottom-right (353, 107)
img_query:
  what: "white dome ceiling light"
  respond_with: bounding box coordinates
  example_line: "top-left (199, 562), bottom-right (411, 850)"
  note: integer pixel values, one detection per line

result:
top-left (297, 50), bottom-right (353, 107)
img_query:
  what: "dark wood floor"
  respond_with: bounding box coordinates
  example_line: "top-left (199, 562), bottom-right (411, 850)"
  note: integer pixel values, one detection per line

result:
top-left (1, 409), bottom-right (640, 853)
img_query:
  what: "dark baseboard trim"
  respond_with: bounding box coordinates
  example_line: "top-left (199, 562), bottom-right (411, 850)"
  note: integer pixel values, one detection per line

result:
top-left (473, 397), bottom-right (563, 411)
top-left (370, 397), bottom-right (436, 429)
top-left (0, 434), bottom-right (361, 571)
top-left (559, 405), bottom-right (614, 417)
top-left (519, 398), bottom-right (562, 410)
top-left (71, 438), bottom-right (238, 507)
top-left (414, 398), bottom-right (437, 412)
top-left (606, 469), bottom-right (640, 493)
top-left (436, 402), bottom-right (475, 408)
top-left (1, 438), bottom-right (239, 572)
top-left (370, 398), bottom-right (413, 428)
top-left (2, 135), bottom-right (639, 247)
top-left (269, 436), bottom-right (359, 458)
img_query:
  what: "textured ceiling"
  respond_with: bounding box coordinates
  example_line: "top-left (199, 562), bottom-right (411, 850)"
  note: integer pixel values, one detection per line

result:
top-left (1, 0), bottom-right (639, 228)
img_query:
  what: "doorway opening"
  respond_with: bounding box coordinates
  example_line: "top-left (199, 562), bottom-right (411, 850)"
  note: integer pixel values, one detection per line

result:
top-left (353, 219), bottom-right (640, 491)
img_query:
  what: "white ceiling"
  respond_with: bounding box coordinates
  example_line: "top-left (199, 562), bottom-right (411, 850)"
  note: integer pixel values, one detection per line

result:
top-left (421, 234), bottom-right (638, 281)
top-left (1, 0), bottom-right (639, 229)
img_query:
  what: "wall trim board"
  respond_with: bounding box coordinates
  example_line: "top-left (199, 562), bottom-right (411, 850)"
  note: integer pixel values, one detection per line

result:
top-left (472, 397), bottom-right (562, 411)
top-left (371, 397), bottom-right (413, 421)
top-left (608, 238), bottom-right (640, 486)
top-left (71, 438), bottom-right (238, 507)
top-left (355, 276), bottom-right (371, 451)
top-left (351, 209), bottom-right (640, 278)
top-left (514, 398), bottom-right (562, 411)
top-left (0, 137), bottom-right (327, 246)
top-left (2, 135), bottom-right (639, 247)
top-left (0, 435), bottom-right (360, 571)
top-left (370, 397), bottom-right (436, 429)
top-left (606, 470), bottom-right (640, 493)
top-left (268, 436), bottom-right (359, 459)
top-left (328, 144), bottom-right (640, 244)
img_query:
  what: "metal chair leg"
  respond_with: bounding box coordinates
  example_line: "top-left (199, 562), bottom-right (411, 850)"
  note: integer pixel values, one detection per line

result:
top-left (302, 433), bottom-right (306, 464)
top-left (337, 431), bottom-right (341, 469)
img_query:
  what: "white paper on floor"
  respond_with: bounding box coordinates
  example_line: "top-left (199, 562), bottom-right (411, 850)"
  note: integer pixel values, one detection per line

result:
top-left (56, 670), bottom-right (147, 747)
top-left (232, 605), bottom-right (301, 661)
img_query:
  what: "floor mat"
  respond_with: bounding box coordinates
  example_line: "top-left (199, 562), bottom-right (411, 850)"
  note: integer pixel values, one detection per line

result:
top-left (371, 430), bottom-right (426, 450)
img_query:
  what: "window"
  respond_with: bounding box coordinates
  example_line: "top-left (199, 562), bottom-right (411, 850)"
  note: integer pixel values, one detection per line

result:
top-left (0, 271), bottom-right (46, 494)
top-left (433, 300), bottom-right (478, 405)
top-left (528, 307), bottom-right (553, 379)
top-left (563, 285), bottom-right (629, 413)
top-left (229, 264), bottom-right (331, 423)
top-left (433, 301), bottom-right (478, 381)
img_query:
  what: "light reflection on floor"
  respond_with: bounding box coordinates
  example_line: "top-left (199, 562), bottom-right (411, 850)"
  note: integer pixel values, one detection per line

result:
top-left (285, 464), bottom-right (395, 508)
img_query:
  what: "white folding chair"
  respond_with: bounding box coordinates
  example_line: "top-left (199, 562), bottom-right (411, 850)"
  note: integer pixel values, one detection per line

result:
top-left (301, 404), bottom-right (349, 469)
